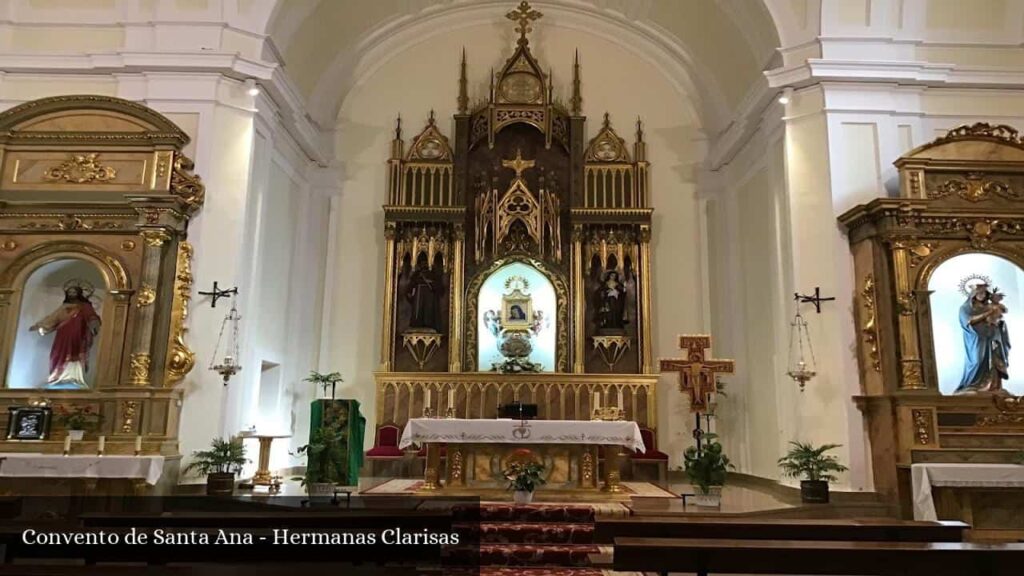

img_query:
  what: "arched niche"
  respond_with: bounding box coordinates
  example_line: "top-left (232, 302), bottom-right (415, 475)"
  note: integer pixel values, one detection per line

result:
top-left (465, 257), bottom-right (569, 372)
top-left (476, 261), bottom-right (558, 372)
top-left (8, 258), bottom-right (108, 389)
top-left (926, 252), bottom-right (1024, 396)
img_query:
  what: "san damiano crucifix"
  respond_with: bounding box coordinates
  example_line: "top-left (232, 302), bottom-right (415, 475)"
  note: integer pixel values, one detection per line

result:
top-left (659, 335), bottom-right (734, 414)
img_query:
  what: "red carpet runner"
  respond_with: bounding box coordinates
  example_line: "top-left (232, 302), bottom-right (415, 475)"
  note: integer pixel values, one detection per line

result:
top-left (448, 503), bottom-right (610, 575)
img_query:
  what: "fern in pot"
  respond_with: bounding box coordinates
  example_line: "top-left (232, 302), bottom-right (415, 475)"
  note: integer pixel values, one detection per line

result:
top-left (183, 437), bottom-right (248, 496)
top-left (683, 434), bottom-right (732, 507)
top-left (295, 426), bottom-right (345, 497)
top-left (777, 441), bottom-right (848, 503)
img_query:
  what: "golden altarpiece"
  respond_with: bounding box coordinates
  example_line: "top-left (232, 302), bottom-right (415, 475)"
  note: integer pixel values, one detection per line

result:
top-left (374, 3), bottom-right (658, 489)
top-left (0, 95), bottom-right (202, 489)
top-left (842, 123), bottom-right (1024, 526)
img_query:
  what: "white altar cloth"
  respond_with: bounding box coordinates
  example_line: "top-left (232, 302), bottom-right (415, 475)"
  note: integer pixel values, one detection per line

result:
top-left (399, 418), bottom-right (646, 452)
top-left (0, 453), bottom-right (166, 485)
top-left (911, 463), bottom-right (1024, 521)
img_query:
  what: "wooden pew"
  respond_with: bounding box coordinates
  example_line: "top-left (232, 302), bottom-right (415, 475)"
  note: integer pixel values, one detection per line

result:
top-left (613, 536), bottom-right (1024, 576)
top-left (595, 516), bottom-right (967, 544)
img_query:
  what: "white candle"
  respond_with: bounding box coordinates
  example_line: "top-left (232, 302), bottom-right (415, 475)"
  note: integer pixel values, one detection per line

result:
top-left (618, 388), bottom-right (624, 408)
top-left (448, 389), bottom-right (454, 407)
top-left (97, 436), bottom-right (105, 453)
top-left (425, 390), bottom-right (431, 410)
top-left (63, 435), bottom-right (72, 454)
top-left (593, 391), bottom-right (600, 409)
top-left (135, 436), bottom-right (143, 453)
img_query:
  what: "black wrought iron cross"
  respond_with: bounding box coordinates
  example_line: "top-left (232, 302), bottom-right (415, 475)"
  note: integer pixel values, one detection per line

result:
top-left (794, 287), bottom-right (835, 314)
top-left (198, 281), bottom-right (238, 308)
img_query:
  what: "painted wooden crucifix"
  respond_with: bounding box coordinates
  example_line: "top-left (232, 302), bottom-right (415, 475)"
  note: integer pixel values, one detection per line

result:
top-left (659, 335), bottom-right (734, 413)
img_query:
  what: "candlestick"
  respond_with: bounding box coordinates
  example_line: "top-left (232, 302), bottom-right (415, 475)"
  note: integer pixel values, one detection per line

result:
top-left (134, 435), bottom-right (143, 455)
top-left (97, 435), bottom-right (105, 456)
top-left (63, 434), bottom-right (71, 456)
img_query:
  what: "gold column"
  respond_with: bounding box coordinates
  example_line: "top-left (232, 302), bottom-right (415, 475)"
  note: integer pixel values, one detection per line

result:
top-left (893, 247), bottom-right (925, 389)
top-left (422, 443), bottom-right (441, 491)
top-left (601, 444), bottom-right (624, 492)
top-left (381, 223), bottom-right (397, 371)
top-left (126, 228), bottom-right (171, 386)
top-left (572, 224), bottom-right (585, 373)
top-left (448, 225), bottom-right (465, 372)
top-left (638, 226), bottom-right (654, 374)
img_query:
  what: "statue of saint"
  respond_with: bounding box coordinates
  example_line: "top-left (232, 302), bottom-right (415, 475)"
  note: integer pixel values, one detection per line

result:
top-left (29, 282), bottom-right (101, 389)
top-left (406, 261), bottom-right (440, 331)
top-left (956, 283), bottom-right (1011, 394)
top-left (594, 270), bottom-right (628, 333)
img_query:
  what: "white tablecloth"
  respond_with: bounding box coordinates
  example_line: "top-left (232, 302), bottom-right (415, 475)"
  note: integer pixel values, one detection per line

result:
top-left (0, 453), bottom-right (166, 486)
top-left (911, 463), bottom-right (1024, 521)
top-left (399, 418), bottom-right (646, 452)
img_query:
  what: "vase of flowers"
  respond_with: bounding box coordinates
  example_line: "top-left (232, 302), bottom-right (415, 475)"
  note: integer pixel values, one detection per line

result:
top-left (503, 452), bottom-right (546, 504)
top-left (183, 437), bottom-right (248, 496)
top-left (55, 405), bottom-right (102, 440)
top-left (777, 441), bottom-right (848, 503)
top-left (683, 434), bottom-right (732, 507)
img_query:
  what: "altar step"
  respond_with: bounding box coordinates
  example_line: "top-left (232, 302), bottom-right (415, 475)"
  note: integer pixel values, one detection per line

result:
top-left (451, 503), bottom-right (598, 523)
top-left (456, 521), bottom-right (595, 544)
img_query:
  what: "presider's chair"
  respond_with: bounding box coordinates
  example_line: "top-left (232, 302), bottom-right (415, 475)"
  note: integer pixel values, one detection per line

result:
top-left (630, 427), bottom-right (668, 486)
top-left (366, 423), bottom-right (405, 477)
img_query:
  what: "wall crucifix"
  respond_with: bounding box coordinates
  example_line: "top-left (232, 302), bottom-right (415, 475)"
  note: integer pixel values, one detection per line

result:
top-left (659, 335), bottom-right (734, 413)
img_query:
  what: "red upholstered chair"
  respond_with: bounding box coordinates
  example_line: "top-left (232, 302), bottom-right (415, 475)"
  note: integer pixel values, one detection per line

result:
top-left (630, 427), bottom-right (668, 486)
top-left (366, 424), bottom-right (404, 476)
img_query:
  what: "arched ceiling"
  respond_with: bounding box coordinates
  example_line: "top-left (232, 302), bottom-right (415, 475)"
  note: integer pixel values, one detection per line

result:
top-left (266, 0), bottom-right (781, 135)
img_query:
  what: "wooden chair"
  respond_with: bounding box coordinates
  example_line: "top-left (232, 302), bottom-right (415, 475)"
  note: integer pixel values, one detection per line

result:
top-left (630, 427), bottom-right (668, 485)
top-left (365, 423), bottom-right (404, 476)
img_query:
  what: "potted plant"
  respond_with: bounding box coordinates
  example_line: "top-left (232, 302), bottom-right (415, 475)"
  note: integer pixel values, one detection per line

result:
top-left (304, 371), bottom-right (344, 400)
top-left (683, 434), bottom-right (732, 507)
top-left (183, 437), bottom-right (248, 496)
top-left (503, 457), bottom-right (546, 504)
top-left (777, 441), bottom-right (848, 503)
top-left (54, 405), bottom-right (102, 440)
top-left (295, 426), bottom-right (345, 496)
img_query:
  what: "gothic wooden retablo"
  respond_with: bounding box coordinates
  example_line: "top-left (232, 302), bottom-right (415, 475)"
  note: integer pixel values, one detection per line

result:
top-left (375, 2), bottom-right (658, 434)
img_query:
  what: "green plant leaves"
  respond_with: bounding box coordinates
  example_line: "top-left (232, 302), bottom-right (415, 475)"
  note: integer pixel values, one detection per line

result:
top-left (777, 441), bottom-right (848, 483)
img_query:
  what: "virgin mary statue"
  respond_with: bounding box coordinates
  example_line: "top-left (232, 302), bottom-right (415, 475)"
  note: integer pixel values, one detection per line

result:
top-left (956, 283), bottom-right (1010, 394)
top-left (29, 281), bottom-right (101, 389)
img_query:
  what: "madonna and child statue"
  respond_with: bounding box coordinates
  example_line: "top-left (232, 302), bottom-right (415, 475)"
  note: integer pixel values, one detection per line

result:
top-left (957, 281), bottom-right (1011, 395)
top-left (28, 280), bottom-right (101, 390)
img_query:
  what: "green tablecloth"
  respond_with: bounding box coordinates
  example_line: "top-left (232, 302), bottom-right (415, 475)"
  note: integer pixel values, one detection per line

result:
top-left (309, 399), bottom-right (365, 485)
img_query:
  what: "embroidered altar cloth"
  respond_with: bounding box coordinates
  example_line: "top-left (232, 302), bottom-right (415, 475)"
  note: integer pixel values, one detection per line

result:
top-left (399, 418), bottom-right (645, 452)
top-left (0, 453), bottom-right (165, 485)
top-left (911, 463), bottom-right (1024, 521)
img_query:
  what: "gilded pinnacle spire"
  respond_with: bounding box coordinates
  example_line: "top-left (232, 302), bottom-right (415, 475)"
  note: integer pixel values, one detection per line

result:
top-left (571, 49), bottom-right (582, 116)
top-left (395, 114), bottom-right (402, 140)
top-left (603, 112), bottom-right (611, 129)
top-left (458, 47), bottom-right (469, 114)
top-left (506, 1), bottom-right (542, 47)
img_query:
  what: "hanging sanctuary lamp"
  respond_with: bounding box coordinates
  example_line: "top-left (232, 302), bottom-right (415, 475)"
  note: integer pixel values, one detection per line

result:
top-left (210, 302), bottom-right (242, 385)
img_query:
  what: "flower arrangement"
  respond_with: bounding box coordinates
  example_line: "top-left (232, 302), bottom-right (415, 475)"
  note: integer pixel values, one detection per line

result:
top-left (503, 449), bottom-right (547, 493)
top-left (683, 433), bottom-right (732, 493)
top-left (54, 404), bottom-right (103, 431)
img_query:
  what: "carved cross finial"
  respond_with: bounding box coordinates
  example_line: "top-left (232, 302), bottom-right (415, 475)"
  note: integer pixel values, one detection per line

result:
top-left (506, 1), bottom-right (543, 46)
top-left (428, 109), bottom-right (436, 124)
top-left (603, 112), bottom-right (611, 129)
top-left (501, 148), bottom-right (536, 180)
top-left (659, 335), bottom-right (734, 413)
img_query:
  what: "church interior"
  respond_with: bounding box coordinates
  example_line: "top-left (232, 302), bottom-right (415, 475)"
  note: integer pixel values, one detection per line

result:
top-left (2, 0), bottom-right (1024, 574)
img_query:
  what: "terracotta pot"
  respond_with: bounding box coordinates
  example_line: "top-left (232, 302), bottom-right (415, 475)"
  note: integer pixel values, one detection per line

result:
top-left (513, 490), bottom-right (534, 504)
top-left (67, 430), bottom-right (85, 441)
top-left (691, 485), bottom-right (722, 507)
top-left (800, 480), bottom-right (830, 504)
top-left (206, 472), bottom-right (235, 496)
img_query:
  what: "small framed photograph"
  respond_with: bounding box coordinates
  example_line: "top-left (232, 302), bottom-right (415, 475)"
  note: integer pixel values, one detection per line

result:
top-left (6, 406), bottom-right (52, 440)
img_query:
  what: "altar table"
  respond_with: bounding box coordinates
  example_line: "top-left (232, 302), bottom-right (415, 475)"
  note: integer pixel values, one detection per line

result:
top-left (911, 463), bottom-right (1024, 521)
top-left (400, 418), bottom-right (645, 492)
top-left (0, 453), bottom-right (166, 494)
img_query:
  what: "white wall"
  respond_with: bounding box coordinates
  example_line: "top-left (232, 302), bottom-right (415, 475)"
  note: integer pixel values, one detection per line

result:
top-left (327, 21), bottom-right (708, 464)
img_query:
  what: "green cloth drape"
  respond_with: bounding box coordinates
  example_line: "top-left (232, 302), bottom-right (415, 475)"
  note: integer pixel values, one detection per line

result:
top-left (309, 399), bottom-right (365, 485)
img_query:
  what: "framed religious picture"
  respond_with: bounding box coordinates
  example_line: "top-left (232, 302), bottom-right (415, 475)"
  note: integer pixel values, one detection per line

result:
top-left (6, 406), bottom-right (52, 440)
top-left (502, 297), bottom-right (532, 329)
